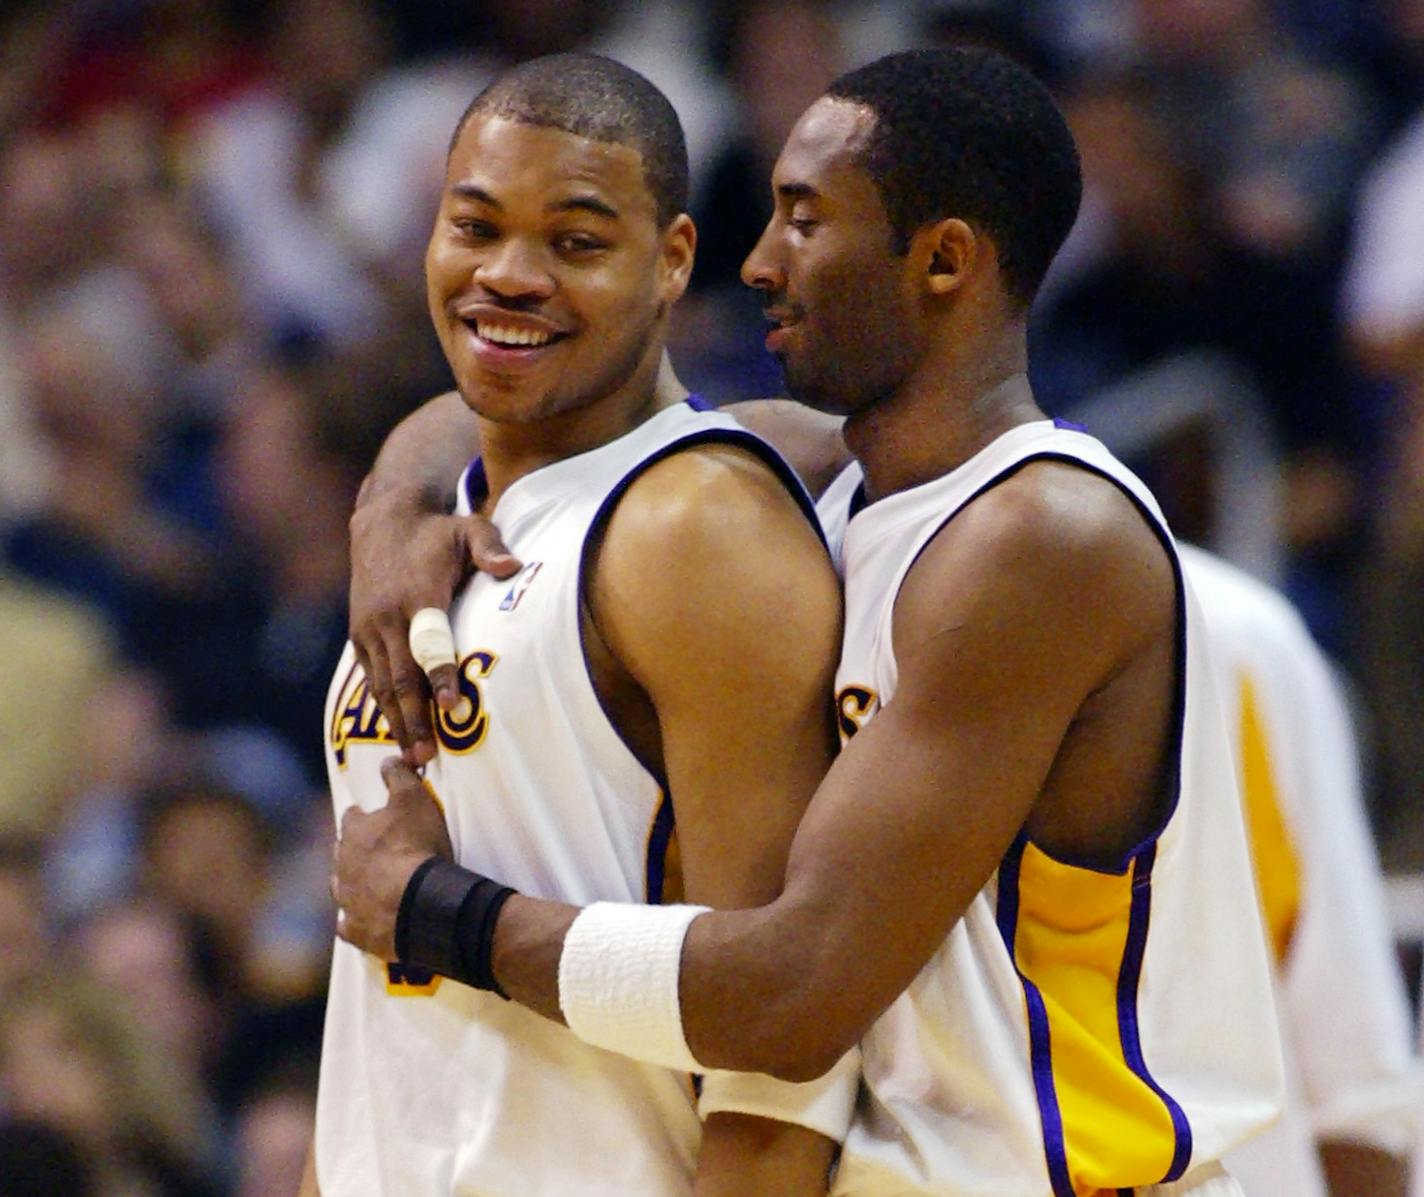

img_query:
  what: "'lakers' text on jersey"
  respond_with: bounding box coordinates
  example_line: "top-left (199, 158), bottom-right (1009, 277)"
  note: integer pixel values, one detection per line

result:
top-left (815, 422), bottom-right (1284, 1197)
top-left (315, 400), bottom-right (813, 1197)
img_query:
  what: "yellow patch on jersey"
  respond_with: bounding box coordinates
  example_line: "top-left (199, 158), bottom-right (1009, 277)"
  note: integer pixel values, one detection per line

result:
top-left (381, 958), bottom-right (442, 997)
top-left (1008, 840), bottom-right (1189, 1192)
top-left (1237, 671), bottom-right (1302, 964)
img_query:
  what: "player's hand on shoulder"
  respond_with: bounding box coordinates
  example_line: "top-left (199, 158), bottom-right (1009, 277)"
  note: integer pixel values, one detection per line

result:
top-left (348, 489), bottom-right (520, 766)
top-left (333, 758), bottom-right (454, 961)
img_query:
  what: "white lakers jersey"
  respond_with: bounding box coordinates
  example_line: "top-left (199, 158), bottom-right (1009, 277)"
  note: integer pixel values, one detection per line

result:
top-left (1182, 546), bottom-right (1421, 1195)
top-left (315, 399), bottom-right (812, 1197)
top-left (816, 421), bottom-right (1284, 1197)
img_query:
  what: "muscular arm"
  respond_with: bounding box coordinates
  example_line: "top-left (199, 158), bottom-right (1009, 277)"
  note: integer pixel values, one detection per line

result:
top-left (586, 445), bottom-right (845, 1193)
top-left (493, 465), bottom-right (1176, 1080)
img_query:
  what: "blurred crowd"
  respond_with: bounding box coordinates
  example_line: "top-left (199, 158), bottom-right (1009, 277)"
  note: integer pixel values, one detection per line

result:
top-left (1, 0), bottom-right (1422, 1193)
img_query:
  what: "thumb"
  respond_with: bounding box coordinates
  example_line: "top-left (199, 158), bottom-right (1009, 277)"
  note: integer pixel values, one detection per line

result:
top-left (461, 515), bottom-right (521, 579)
top-left (380, 756), bottom-right (427, 803)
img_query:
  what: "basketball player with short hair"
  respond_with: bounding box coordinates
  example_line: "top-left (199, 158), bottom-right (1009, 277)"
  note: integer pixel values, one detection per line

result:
top-left (336, 49), bottom-right (1285, 1196)
top-left (306, 53), bottom-right (855, 1197)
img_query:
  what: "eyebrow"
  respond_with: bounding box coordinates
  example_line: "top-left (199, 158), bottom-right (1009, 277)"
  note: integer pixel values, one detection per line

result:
top-left (777, 182), bottom-right (819, 202)
top-left (450, 183), bottom-right (620, 221)
top-left (550, 194), bottom-right (620, 221)
top-left (452, 183), bottom-right (500, 206)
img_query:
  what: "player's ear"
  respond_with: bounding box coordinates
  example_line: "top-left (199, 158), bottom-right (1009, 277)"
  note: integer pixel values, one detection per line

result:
top-left (920, 217), bottom-right (976, 297)
top-left (657, 213), bottom-right (697, 305)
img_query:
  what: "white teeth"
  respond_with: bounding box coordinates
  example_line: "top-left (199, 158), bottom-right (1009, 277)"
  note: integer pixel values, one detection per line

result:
top-left (475, 321), bottom-right (552, 348)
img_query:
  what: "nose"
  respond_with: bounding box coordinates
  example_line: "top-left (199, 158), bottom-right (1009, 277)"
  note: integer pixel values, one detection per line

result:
top-left (476, 237), bottom-right (556, 303)
top-left (741, 218), bottom-right (786, 294)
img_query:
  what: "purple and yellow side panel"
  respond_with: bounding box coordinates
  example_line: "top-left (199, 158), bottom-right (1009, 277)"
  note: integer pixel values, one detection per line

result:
top-left (998, 836), bottom-right (1192, 1196)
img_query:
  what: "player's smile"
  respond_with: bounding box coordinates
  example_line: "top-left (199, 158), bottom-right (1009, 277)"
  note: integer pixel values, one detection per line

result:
top-left (453, 303), bottom-right (574, 371)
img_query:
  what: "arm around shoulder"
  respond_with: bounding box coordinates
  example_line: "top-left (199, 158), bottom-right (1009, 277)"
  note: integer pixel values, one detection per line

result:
top-left (674, 465), bottom-right (1179, 1079)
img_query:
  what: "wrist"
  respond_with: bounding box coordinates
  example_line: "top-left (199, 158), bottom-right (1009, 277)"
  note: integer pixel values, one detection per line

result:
top-left (396, 857), bottom-right (516, 997)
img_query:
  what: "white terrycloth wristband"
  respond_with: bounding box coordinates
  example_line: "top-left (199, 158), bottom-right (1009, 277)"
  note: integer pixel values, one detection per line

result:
top-left (698, 1046), bottom-right (862, 1142)
top-left (559, 901), bottom-right (710, 1072)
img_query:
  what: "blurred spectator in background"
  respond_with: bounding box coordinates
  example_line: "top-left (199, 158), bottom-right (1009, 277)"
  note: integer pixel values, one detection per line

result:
top-left (0, 977), bottom-right (219, 1197)
top-left (184, 0), bottom-right (399, 344)
top-left (0, 579), bottom-right (113, 837)
top-left (230, 1061), bottom-right (318, 1197)
top-left (0, 840), bottom-right (48, 1000)
top-left (74, 900), bottom-right (227, 1107)
top-left (1127, 0), bottom-right (1375, 262)
top-left (0, 1118), bottom-right (95, 1197)
top-left (209, 351), bottom-right (428, 782)
top-left (673, 0), bottom-right (845, 399)
top-left (1342, 91), bottom-right (1424, 867)
top-left (134, 780), bottom-right (329, 1117)
top-left (693, 0), bottom-right (845, 292)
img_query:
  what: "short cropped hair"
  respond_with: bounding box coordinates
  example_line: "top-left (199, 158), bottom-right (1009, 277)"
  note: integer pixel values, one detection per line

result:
top-left (453, 53), bottom-right (689, 228)
top-left (827, 48), bottom-right (1081, 306)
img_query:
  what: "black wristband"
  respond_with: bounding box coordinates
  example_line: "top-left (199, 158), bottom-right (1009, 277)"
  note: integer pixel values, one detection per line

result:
top-left (394, 856), bottom-right (443, 964)
top-left (395, 857), bottom-right (517, 998)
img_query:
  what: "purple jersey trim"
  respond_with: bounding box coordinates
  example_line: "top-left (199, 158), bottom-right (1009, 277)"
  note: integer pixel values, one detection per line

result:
top-left (1118, 843), bottom-right (1194, 1181)
top-left (460, 399), bottom-right (711, 509)
top-left (997, 833), bottom-right (1076, 1197)
top-left (1052, 417), bottom-right (1088, 433)
top-left (645, 790), bottom-right (676, 904)
top-left (463, 456), bottom-right (489, 513)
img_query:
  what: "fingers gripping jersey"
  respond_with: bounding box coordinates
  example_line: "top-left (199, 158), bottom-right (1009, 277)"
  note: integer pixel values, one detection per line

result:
top-left (816, 422), bottom-right (1284, 1197)
top-left (316, 400), bottom-right (814, 1197)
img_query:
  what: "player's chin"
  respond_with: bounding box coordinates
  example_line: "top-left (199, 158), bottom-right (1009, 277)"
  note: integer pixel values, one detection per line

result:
top-left (457, 373), bottom-right (553, 422)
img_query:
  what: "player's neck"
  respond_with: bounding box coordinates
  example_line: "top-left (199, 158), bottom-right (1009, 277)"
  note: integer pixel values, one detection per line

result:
top-left (474, 352), bottom-right (683, 511)
top-left (844, 324), bottom-right (1040, 503)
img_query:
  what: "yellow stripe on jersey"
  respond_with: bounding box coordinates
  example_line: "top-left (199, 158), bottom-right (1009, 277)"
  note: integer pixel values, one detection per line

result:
top-left (1236, 672), bottom-right (1302, 964)
top-left (1008, 839), bottom-right (1190, 1194)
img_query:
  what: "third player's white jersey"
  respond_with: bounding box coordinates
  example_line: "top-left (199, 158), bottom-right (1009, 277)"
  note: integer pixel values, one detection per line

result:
top-left (315, 398), bottom-right (811, 1197)
top-left (1182, 546), bottom-right (1422, 1193)
top-left (816, 420), bottom-right (1284, 1197)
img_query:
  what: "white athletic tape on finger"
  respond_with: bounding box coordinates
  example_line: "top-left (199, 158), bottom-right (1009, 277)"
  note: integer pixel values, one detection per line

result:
top-left (559, 901), bottom-right (710, 1072)
top-left (409, 607), bottom-right (457, 676)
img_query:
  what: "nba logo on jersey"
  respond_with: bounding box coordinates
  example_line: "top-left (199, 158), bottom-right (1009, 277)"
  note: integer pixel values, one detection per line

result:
top-left (499, 561), bottom-right (544, 611)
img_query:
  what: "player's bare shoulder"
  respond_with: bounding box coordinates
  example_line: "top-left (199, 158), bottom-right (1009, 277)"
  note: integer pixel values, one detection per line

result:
top-left (584, 439), bottom-right (840, 665)
top-left (594, 440), bottom-right (825, 571)
top-left (895, 457), bottom-right (1176, 672)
